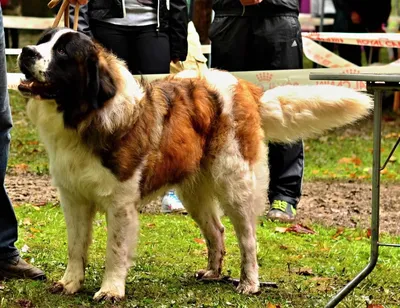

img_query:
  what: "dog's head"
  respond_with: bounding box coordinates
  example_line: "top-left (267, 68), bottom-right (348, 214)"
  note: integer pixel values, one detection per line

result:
top-left (18, 28), bottom-right (117, 127)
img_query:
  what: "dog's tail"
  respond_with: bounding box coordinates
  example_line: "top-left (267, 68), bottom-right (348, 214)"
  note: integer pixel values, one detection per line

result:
top-left (259, 85), bottom-right (373, 142)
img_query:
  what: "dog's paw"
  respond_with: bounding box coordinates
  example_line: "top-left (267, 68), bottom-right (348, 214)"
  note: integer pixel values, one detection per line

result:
top-left (93, 289), bottom-right (124, 302)
top-left (195, 269), bottom-right (222, 280)
top-left (49, 280), bottom-right (81, 295)
top-left (236, 281), bottom-right (260, 295)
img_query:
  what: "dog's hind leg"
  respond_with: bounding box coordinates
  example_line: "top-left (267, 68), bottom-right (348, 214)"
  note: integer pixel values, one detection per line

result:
top-left (52, 188), bottom-right (96, 295)
top-left (93, 200), bottom-right (139, 302)
top-left (177, 180), bottom-right (225, 280)
top-left (213, 152), bottom-right (268, 295)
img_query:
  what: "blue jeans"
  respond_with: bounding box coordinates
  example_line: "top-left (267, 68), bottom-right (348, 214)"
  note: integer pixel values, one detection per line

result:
top-left (0, 7), bottom-right (18, 260)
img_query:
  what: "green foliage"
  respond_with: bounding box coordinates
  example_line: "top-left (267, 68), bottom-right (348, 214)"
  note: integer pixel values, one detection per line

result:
top-left (0, 205), bottom-right (399, 307)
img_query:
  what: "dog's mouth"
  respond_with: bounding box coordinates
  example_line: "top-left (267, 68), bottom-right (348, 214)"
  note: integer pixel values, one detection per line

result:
top-left (18, 72), bottom-right (58, 99)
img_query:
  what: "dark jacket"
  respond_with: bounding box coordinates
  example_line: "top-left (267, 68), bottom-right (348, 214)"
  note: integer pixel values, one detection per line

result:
top-left (212, 0), bottom-right (299, 17)
top-left (70, 0), bottom-right (188, 61)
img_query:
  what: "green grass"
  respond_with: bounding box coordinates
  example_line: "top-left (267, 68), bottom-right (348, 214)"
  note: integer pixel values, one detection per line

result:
top-left (1, 204), bottom-right (400, 307)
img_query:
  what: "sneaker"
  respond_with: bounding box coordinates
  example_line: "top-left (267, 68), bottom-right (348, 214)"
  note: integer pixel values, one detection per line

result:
top-left (0, 256), bottom-right (46, 280)
top-left (161, 190), bottom-right (186, 214)
top-left (266, 200), bottom-right (296, 223)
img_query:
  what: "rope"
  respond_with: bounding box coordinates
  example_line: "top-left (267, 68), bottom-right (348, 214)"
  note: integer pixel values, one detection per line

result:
top-left (47, 0), bottom-right (80, 30)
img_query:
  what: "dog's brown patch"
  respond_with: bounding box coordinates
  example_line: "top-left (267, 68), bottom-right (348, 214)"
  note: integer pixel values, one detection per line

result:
top-left (140, 79), bottom-right (220, 195)
top-left (233, 80), bottom-right (264, 165)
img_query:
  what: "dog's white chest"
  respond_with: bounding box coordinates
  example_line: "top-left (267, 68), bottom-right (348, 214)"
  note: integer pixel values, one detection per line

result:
top-left (27, 99), bottom-right (117, 199)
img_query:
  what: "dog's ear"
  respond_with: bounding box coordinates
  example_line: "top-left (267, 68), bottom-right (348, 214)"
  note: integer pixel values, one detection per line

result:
top-left (86, 54), bottom-right (116, 109)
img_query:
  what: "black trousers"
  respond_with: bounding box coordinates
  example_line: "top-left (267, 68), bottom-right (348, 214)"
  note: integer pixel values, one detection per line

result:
top-left (90, 20), bottom-right (171, 74)
top-left (209, 14), bottom-right (304, 207)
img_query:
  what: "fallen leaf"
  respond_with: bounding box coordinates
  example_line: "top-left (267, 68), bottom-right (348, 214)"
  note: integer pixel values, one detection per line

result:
top-left (338, 157), bottom-right (353, 164)
top-left (22, 218), bottom-right (32, 226)
top-left (279, 245), bottom-right (288, 250)
top-left (26, 140), bottom-right (39, 145)
top-left (14, 164), bottom-right (29, 174)
top-left (310, 277), bottom-right (332, 282)
top-left (33, 202), bottom-right (47, 207)
top-left (352, 156), bottom-right (362, 165)
top-left (312, 170), bottom-right (319, 174)
top-left (21, 244), bottom-right (30, 253)
top-left (367, 228), bottom-right (372, 238)
top-left (16, 299), bottom-right (34, 308)
top-left (275, 227), bottom-right (288, 233)
top-left (194, 238), bottom-right (205, 245)
top-left (295, 267), bottom-right (314, 276)
top-left (332, 227), bottom-right (344, 239)
top-left (367, 305), bottom-right (385, 308)
top-left (286, 224), bottom-right (316, 234)
top-left (266, 303), bottom-right (281, 308)
top-left (146, 223), bottom-right (156, 228)
top-left (338, 156), bottom-right (362, 165)
top-left (29, 227), bottom-right (40, 233)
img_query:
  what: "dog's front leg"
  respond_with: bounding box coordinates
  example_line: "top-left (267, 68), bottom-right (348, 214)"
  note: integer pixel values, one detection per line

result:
top-left (93, 204), bottom-right (139, 302)
top-left (51, 189), bottom-right (95, 295)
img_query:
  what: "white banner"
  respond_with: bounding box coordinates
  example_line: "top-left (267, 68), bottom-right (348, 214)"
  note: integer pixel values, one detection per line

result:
top-left (10, 65), bottom-right (400, 93)
top-left (303, 32), bottom-right (400, 48)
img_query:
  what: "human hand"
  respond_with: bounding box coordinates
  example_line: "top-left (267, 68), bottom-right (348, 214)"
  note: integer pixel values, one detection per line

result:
top-left (351, 11), bottom-right (361, 24)
top-left (240, 0), bottom-right (262, 6)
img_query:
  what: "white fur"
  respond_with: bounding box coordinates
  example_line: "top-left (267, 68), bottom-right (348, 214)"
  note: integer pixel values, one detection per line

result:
top-left (21, 29), bottom-right (74, 83)
top-left (260, 85), bottom-right (373, 142)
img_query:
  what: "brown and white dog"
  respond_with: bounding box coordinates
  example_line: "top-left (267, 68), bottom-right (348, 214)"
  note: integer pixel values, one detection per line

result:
top-left (17, 28), bottom-right (372, 301)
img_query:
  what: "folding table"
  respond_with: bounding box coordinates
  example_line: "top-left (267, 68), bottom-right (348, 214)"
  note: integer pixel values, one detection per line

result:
top-left (309, 73), bottom-right (400, 308)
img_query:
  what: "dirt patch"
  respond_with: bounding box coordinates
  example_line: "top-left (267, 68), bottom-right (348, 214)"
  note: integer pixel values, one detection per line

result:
top-left (5, 174), bottom-right (400, 234)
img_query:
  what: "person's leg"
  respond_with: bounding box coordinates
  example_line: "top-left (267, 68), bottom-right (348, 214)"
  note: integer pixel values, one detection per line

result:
top-left (209, 16), bottom-right (250, 71)
top-left (0, 7), bottom-right (18, 262)
top-left (0, 9), bottom-right (45, 280)
top-left (131, 25), bottom-right (170, 74)
top-left (251, 15), bottom-right (304, 222)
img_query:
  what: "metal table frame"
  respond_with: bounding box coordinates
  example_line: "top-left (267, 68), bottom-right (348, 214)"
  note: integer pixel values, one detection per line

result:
top-left (309, 73), bottom-right (400, 308)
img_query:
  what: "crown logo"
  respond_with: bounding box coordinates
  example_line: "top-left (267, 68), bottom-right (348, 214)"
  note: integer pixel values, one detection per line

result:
top-left (256, 72), bottom-right (273, 82)
top-left (342, 68), bottom-right (360, 74)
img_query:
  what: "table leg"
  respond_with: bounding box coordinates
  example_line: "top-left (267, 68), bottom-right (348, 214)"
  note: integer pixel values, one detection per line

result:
top-left (325, 89), bottom-right (382, 307)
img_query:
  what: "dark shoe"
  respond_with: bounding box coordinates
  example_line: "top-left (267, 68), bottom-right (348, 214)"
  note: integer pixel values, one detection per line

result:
top-left (0, 256), bottom-right (46, 280)
top-left (266, 200), bottom-right (296, 223)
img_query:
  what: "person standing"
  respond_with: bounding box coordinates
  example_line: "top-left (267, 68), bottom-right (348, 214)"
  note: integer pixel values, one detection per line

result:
top-left (332, 0), bottom-right (391, 65)
top-left (71, 0), bottom-right (188, 75)
top-left (209, 0), bottom-right (304, 222)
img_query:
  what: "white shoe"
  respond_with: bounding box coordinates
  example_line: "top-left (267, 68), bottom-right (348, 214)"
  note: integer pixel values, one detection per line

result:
top-left (161, 191), bottom-right (186, 213)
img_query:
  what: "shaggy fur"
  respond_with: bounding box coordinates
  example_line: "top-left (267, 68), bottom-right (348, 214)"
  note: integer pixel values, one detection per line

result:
top-left (17, 28), bottom-right (373, 301)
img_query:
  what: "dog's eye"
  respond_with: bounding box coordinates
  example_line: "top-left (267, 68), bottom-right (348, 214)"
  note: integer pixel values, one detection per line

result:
top-left (57, 48), bottom-right (66, 56)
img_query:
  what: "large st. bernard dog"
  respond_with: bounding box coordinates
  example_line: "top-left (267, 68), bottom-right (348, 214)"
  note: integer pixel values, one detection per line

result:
top-left (18, 28), bottom-right (372, 301)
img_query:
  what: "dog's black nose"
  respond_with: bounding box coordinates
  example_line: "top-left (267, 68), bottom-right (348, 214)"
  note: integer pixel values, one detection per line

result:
top-left (21, 47), bottom-right (41, 59)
